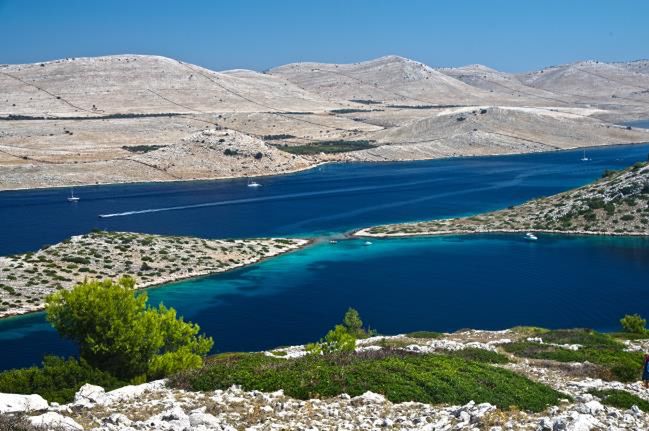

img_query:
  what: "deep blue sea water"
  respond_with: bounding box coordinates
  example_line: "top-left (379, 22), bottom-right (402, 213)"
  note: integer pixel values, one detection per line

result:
top-left (1, 144), bottom-right (649, 370)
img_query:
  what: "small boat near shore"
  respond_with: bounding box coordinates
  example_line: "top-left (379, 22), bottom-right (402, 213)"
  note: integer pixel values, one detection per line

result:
top-left (364, 241), bottom-right (373, 246)
top-left (67, 189), bottom-right (80, 202)
top-left (247, 178), bottom-right (262, 188)
top-left (525, 232), bottom-right (538, 241)
top-left (580, 150), bottom-right (590, 162)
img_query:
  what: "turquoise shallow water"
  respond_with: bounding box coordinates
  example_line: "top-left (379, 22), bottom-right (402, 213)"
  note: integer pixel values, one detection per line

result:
top-left (1, 144), bottom-right (649, 370)
top-left (2, 234), bottom-right (648, 370)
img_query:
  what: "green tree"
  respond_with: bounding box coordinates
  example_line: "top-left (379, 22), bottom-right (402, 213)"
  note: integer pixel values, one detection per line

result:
top-left (620, 314), bottom-right (647, 334)
top-left (343, 307), bottom-right (364, 337)
top-left (46, 277), bottom-right (213, 380)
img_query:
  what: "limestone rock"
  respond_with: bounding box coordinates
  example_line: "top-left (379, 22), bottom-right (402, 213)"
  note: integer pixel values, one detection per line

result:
top-left (0, 392), bottom-right (48, 413)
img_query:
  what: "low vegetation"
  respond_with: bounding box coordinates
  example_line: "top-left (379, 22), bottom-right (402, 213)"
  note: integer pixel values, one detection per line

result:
top-left (502, 329), bottom-right (644, 382)
top-left (589, 389), bottom-right (649, 413)
top-left (305, 308), bottom-right (376, 354)
top-left (169, 350), bottom-right (564, 412)
top-left (276, 140), bottom-right (376, 154)
top-left (262, 134), bottom-right (295, 140)
top-left (0, 356), bottom-right (126, 404)
top-left (348, 99), bottom-right (382, 105)
top-left (121, 144), bottom-right (166, 153)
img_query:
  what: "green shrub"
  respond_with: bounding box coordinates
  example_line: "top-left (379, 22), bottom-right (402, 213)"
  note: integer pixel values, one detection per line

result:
top-left (0, 356), bottom-right (126, 404)
top-left (169, 350), bottom-right (565, 412)
top-left (502, 337), bottom-right (642, 383)
top-left (620, 314), bottom-right (647, 334)
top-left (63, 256), bottom-right (90, 264)
top-left (589, 389), bottom-right (649, 412)
top-left (306, 325), bottom-right (356, 354)
top-left (277, 140), bottom-right (376, 155)
top-left (46, 277), bottom-right (213, 380)
top-left (445, 348), bottom-right (510, 364)
top-left (540, 329), bottom-right (623, 348)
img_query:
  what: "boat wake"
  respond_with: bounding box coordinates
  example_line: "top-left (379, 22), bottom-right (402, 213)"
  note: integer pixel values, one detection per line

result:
top-left (98, 181), bottom-right (442, 218)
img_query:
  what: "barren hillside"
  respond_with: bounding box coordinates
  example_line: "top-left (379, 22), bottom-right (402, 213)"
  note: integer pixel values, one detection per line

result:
top-left (1, 55), bottom-right (649, 190)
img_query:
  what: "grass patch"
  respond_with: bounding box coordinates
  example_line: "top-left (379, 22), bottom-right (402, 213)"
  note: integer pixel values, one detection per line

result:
top-left (502, 329), bottom-right (642, 382)
top-left (540, 329), bottom-right (623, 348)
top-left (276, 140), bottom-right (376, 155)
top-left (169, 350), bottom-right (565, 412)
top-left (589, 389), bottom-right (649, 412)
top-left (445, 348), bottom-right (510, 364)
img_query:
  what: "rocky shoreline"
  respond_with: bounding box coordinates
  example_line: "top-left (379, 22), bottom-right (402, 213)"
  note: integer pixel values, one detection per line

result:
top-left (2, 329), bottom-right (649, 430)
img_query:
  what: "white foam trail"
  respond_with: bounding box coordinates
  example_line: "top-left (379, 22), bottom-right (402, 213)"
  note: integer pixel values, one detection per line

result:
top-left (280, 174), bottom-right (530, 230)
top-left (98, 179), bottom-right (448, 218)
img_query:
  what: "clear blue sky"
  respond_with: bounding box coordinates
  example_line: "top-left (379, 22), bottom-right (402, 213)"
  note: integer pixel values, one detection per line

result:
top-left (1, 0), bottom-right (647, 72)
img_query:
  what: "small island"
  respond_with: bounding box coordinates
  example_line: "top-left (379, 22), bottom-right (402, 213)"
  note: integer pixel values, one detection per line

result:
top-left (0, 231), bottom-right (308, 318)
top-left (356, 161), bottom-right (649, 238)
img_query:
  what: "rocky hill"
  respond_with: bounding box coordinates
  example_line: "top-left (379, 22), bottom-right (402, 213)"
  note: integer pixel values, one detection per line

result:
top-left (269, 55), bottom-right (498, 105)
top-left (345, 106), bottom-right (649, 161)
top-left (1, 55), bottom-right (649, 190)
top-left (357, 161), bottom-right (649, 237)
top-left (517, 61), bottom-right (649, 112)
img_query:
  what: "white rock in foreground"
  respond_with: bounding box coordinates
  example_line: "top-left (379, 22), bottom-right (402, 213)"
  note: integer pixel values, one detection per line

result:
top-left (0, 392), bottom-right (48, 413)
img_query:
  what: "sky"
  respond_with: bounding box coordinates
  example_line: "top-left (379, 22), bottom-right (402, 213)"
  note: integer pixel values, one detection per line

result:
top-left (1, 0), bottom-right (647, 73)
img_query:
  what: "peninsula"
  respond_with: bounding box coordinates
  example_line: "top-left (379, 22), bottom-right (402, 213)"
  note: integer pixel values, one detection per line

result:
top-left (0, 231), bottom-right (308, 318)
top-left (355, 161), bottom-right (649, 237)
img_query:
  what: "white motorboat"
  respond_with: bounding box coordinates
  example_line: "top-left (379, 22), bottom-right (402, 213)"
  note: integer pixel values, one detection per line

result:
top-left (364, 241), bottom-right (373, 246)
top-left (247, 178), bottom-right (262, 188)
top-left (524, 232), bottom-right (538, 241)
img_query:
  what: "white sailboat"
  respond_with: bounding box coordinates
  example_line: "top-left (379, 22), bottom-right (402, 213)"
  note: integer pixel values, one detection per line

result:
top-left (67, 189), bottom-right (80, 202)
top-left (247, 178), bottom-right (261, 188)
top-left (580, 150), bottom-right (590, 162)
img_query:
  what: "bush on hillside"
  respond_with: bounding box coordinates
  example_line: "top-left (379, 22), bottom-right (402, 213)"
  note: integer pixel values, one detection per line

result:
top-left (305, 308), bottom-right (376, 354)
top-left (620, 314), bottom-right (647, 334)
top-left (45, 277), bottom-right (213, 380)
top-left (0, 356), bottom-right (126, 404)
top-left (306, 325), bottom-right (356, 354)
top-left (589, 389), bottom-right (649, 412)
